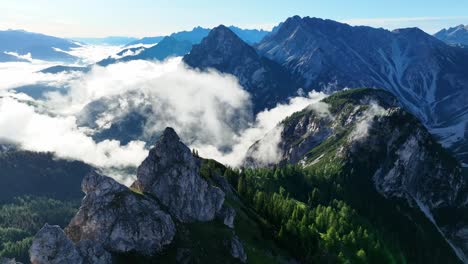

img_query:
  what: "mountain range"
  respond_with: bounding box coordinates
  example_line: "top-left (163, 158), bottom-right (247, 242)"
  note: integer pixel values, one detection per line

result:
top-left (97, 36), bottom-right (193, 66)
top-left (435, 25), bottom-right (468, 47)
top-left (69, 17), bottom-right (468, 168)
top-left (0, 29), bottom-right (79, 62)
top-left (2, 15), bottom-right (468, 264)
top-left (26, 89), bottom-right (468, 263)
top-left (127, 26), bottom-right (270, 47)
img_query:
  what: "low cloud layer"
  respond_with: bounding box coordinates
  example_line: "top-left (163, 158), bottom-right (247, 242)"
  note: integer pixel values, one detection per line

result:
top-left (0, 57), bottom-right (252, 172)
top-left (0, 94), bottom-right (148, 168)
top-left (0, 51), bottom-right (329, 182)
top-left (194, 91), bottom-right (329, 166)
top-left (349, 102), bottom-right (388, 142)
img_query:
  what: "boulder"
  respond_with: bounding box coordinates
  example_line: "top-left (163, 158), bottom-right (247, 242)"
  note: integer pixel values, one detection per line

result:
top-left (30, 224), bottom-right (82, 264)
top-left (66, 171), bottom-right (176, 256)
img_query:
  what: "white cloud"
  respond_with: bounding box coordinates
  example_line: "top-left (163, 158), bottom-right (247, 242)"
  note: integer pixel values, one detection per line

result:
top-left (46, 58), bottom-right (252, 150)
top-left (194, 90), bottom-right (329, 167)
top-left (244, 125), bottom-right (284, 166)
top-left (349, 102), bottom-right (388, 142)
top-left (56, 45), bottom-right (123, 65)
top-left (0, 95), bottom-right (148, 168)
top-left (0, 57), bottom-right (252, 174)
top-left (0, 61), bottom-right (80, 91)
top-left (0, 51), bottom-right (328, 180)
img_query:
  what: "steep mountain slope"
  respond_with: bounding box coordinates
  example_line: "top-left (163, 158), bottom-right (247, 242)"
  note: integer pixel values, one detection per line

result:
top-left (246, 88), bottom-right (468, 262)
top-left (435, 25), bottom-right (468, 46)
top-left (0, 30), bottom-right (79, 62)
top-left (0, 146), bottom-right (93, 262)
top-left (97, 37), bottom-right (192, 66)
top-left (29, 128), bottom-right (292, 263)
top-left (27, 91), bottom-right (468, 263)
top-left (256, 16), bottom-right (468, 165)
top-left (183, 25), bottom-right (299, 112)
top-left (0, 145), bottom-right (93, 202)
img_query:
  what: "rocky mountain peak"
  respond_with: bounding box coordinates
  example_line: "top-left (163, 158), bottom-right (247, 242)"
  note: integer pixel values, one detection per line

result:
top-left (81, 170), bottom-right (126, 195)
top-left (208, 24), bottom-right (244, 42)
top-left (184, 25), bottom-right (299, 112)
top-left (393, 27), bottom-right (445, 46)
top-left (184, 24), bottom-right (257, 66)
top-left (132, 127), bottom-right (225, 222)
top-left (29, 128), bottom-right (247, 262)
top-left (160, 126), bottom-right (180, 143)
top-left (434, 24), bottom-right (468, 46)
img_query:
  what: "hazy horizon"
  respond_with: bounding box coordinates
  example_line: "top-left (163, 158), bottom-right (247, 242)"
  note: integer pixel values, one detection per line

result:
top-left (1, 0), bottom-right (467, 38)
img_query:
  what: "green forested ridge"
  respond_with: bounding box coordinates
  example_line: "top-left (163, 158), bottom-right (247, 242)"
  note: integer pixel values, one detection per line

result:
top-left (0, 88), bottom-right (463, 263)
top-left (0, 196), bottom-right (79, 262)
top-left (217, 88), bottom-right (460, 263)
top-left (230, 164), bottom-right (459, 263)
top-left (0, 149), bottom-right (92, 202)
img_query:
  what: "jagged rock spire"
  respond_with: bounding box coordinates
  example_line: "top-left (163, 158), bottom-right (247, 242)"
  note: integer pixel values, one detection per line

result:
top-left (132, 127), bottom-right (225, 222)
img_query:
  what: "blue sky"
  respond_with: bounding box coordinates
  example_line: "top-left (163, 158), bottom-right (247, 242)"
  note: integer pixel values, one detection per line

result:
top-left (1, 0), bottom-right (467, 37)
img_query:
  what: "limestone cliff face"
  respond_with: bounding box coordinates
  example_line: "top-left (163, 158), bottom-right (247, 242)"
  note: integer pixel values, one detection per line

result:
top-left (29, 128), bottom-right (247, 263)
top-left (132, 127), bottom-right (225, 222)
top-left (29, 171), bottom-right (177, 263)
top-left (245, 88), bottom-right (468, 261)
top-left (30, 224), bottom-right (112, 264)
top-left (30, 224), bottom-right (83, 264)
top-left (66, 171), bottom-right (176, 256)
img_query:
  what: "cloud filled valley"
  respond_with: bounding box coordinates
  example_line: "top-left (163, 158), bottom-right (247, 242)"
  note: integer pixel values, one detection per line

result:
top-left (3, 11), bottom-right (468, 264)
top-left (0, 49), bottom-right (328, 183)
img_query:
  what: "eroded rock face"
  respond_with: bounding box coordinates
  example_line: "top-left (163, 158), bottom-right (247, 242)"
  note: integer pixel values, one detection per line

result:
top-left (217, 205), bottom-right (236, 228)
top-left (30, 224), bottom-right (82, 264)
top-left (132, 127), bottom-right (225, 222)
top-left (370, 127), bottom-right (465, 210)
top-left (66, 171), bottom-right (176, 256)
top-left (29, 128), bottom-right (240, 262)
top-left (0, 258), bottom-right (22, 264)
top-left (230, 236), bottom-right (247, 263)
top-left (76, 240), bottom-right (112, 264)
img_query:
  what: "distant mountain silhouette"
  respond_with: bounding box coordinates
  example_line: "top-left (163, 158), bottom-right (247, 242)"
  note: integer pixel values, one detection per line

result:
top-left (98, 36), bottom-right (192, 66)
top-left (0, 29), bottom-right (79, 62)
top-left (434, 24), bottom-right (468, 46)
top-left (127, 26), bottom-right (271, 46)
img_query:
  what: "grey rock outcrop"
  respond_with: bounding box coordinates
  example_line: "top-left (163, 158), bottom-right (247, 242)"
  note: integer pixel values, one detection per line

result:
top-left (369, 126), bottom-right (466, 210)
top-left (217, 205), bottom-right (236, 228)
top-left (0, 258), bottom-right (22, 264)
top-left (66, 171), bottom-right (176, 256)
top-left (76, 240), bottom-right (112, 264)
top-left (212, 174), bottom-right (236, 195)
top-left (230, 236), bottom-right (247, 263)
top-left (30, 224), bottom-right (82, 264)
top-left (132, 127), bottom-right (225, 222)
